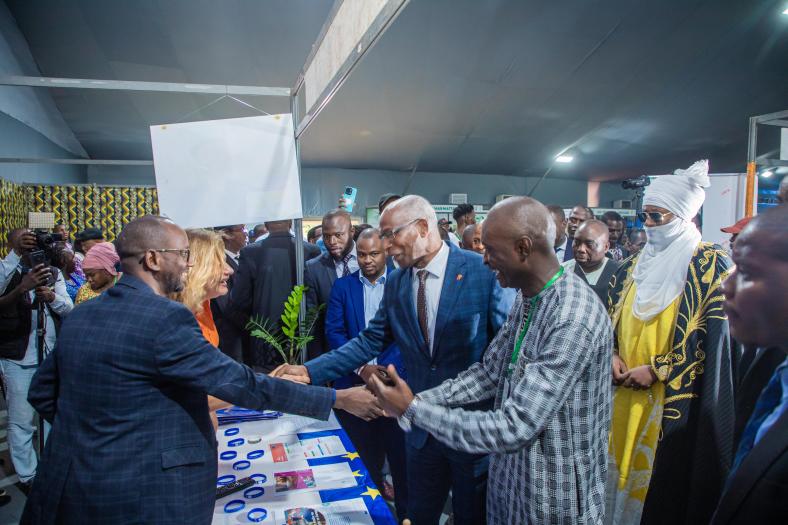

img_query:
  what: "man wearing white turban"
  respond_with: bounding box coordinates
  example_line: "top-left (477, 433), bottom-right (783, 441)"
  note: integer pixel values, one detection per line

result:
top-left (605, 161), bottom-right (735, 525)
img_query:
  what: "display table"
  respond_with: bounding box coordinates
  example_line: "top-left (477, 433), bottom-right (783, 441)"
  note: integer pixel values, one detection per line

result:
top-left (212, 409), bottom-right (397, 524)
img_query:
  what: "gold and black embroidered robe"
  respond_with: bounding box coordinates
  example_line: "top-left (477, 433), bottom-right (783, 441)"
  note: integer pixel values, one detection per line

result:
top-left (608, 242), bottom-right (735, 524)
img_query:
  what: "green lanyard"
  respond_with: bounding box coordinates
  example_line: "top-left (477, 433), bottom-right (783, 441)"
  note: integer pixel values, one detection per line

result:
top-left (507, 266), bottom-right (564, 377)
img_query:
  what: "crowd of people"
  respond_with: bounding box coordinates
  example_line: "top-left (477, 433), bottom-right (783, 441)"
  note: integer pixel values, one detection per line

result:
top-left (0, 160), bottom-right (785, 524)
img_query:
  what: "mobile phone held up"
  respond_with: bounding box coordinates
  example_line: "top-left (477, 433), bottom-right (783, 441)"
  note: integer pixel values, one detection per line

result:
top-left (341, 186), bottom-right (358, 213)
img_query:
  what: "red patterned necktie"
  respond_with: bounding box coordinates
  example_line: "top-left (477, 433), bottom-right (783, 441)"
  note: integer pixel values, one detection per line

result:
top-left (417, 269), bottom-right (430, 349)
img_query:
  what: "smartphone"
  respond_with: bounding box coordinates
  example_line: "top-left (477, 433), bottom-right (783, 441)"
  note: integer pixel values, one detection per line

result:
top-left (341, 186), bottom-right (358, 213)
top-left (28, 250), bottom-right (46, 269)
top-left (27, 250), bottom-right (56, 287)
top-left (376, 367), bottom-right (395, 386)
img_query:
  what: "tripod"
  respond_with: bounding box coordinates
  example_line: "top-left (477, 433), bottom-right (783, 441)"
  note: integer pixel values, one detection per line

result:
top-left (32, 295), bottom-right (46, 455)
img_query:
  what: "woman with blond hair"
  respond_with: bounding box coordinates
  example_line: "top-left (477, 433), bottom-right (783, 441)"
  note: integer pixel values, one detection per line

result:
top-left (171, 228), bottom-right (234, 427)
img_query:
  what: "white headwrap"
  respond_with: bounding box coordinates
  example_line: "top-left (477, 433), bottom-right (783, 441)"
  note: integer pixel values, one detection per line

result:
top-left (643, 160), bottom-right (710, 220)
top-left (632, 160), bottom-right (708, 321)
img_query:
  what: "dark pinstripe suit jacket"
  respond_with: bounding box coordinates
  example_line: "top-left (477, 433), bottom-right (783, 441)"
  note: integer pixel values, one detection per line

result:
top-left (22, 275), bottom-right (334, 525)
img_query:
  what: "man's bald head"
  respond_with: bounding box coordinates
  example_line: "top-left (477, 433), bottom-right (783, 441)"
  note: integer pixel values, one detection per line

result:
top-left (723, 205), bottom-right (788, 349)
top-left (736, 206), bottom-right (788, 261)
top-left (485, 197), bottom-right (555, 255)
top-left (116, 216), bottom-right (181, 260)
top-left (481, 197), bottom-right (560, 291)
top-left (575, 220), bottom-right (609, 241)
top-left (461, 224), bottom-right (477, 250)
top-left (115, 215), bottom-right (190, 296)
top-left (573, 220), bottom-right (610, 271)
top-left (357, 227), bottom-right (382, 244)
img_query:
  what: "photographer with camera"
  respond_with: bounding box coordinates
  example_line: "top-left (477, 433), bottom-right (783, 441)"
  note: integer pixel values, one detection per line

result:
top-left (0, 228), bottom-right (73, 494)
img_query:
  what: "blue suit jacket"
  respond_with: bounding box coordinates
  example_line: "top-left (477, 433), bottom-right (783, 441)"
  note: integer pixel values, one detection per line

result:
top-left (22, 275), bottom-right (334, 525)
top-left (307, 243), bottom-right (514, 449)
top-left (325, 268), bottom-right (406, 390)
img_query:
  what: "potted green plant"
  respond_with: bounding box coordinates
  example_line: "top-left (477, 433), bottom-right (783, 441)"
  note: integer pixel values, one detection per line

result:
top-left (246, 285), bottom-right (324, 365)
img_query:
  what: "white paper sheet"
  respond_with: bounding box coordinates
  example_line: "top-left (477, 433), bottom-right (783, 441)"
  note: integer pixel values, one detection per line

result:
top-left (151, 114), bottom-right (302, 229)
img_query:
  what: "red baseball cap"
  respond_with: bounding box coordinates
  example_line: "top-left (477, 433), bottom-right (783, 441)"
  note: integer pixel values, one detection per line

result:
top-left (720, 216), bottom-right (753, 234)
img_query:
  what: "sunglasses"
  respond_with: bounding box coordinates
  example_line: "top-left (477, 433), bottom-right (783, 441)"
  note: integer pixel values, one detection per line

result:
top-left (637, 211), bottom-right (672, 224)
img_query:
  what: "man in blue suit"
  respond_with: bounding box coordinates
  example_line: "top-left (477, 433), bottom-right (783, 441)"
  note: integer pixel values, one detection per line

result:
top-left (326, 228), bottom-right (408, 519)
top-left (21, 216), bottom-right (380, 525)
top-left (275, 195), bottom-right (514, 525)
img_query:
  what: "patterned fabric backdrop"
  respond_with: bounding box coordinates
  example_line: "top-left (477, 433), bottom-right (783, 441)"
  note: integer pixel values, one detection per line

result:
top-left (0, 178), bottom-right (159, 257)
top-left (0, 178), bottom-right (29, 257)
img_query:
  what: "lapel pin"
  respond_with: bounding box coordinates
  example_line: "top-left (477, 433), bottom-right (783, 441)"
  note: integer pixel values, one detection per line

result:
top-left (456, 274), bottom-right (463, 281)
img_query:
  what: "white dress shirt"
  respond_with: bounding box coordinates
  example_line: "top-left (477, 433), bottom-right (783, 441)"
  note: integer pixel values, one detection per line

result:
top-left (333, 244), bottom-right (359, 278)
top-left (0, 251), bottom-right (74, 365)
top-left (554, 240), bottom-right (567, 261)
top-left (561, 258), bottom-right (610, 286)
top-left (224, 249), bottom-right (240, 265)
top-left (411, 242), bottom-right (450, 354)
top-left (358, 270), bottom-right (387, 368)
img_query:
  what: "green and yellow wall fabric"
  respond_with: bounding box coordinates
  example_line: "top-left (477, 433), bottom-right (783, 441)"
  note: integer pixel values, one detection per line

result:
top-left (0, 178), bottom-right (159, 256)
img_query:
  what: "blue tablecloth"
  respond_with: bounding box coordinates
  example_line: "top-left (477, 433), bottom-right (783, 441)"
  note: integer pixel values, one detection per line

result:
top-left (212, 410), bottom-right (396, 525)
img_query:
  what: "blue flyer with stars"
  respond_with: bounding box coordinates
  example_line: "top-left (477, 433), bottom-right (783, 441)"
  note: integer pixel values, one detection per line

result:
top-left (212, 411), bottom-right (396, 524)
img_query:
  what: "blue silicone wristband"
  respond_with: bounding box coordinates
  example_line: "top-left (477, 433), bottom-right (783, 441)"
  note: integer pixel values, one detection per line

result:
top-left (244, 486), bottom-right (265, 499)
top-left (232, 460), bottom-right (251, 471)
top-left (247, 508), bottom-right (268, 522)
top-left (224, 499), bottom-right (245, 513)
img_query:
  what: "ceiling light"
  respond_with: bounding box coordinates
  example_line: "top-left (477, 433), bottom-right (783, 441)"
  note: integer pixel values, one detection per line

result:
top-left (555, 155), bottom-right (574, 163)
top-left (783, 7), bottom-right (788, 15)
top-left (761, 170), bottom-right (774, 178)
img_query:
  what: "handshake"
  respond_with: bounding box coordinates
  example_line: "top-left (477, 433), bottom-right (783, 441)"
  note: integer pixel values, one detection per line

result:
top-left (270, 364), bottom-right (415, 423)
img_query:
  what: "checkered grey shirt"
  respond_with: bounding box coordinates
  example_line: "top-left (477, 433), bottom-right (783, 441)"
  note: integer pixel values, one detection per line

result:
top-left (410, 271), bottom-right (613, 524)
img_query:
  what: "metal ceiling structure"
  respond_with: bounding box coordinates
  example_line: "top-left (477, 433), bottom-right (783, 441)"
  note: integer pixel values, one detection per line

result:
top-left (3, 0), bottom-right (788, 181)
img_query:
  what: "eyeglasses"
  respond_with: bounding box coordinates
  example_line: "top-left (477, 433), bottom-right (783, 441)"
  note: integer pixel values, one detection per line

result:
top-left (638, 211), bottom-right (672, 224)
top-left (138, 248), bottom-right (191, 264)
top-left (380, 218), bottom-right (421, 241)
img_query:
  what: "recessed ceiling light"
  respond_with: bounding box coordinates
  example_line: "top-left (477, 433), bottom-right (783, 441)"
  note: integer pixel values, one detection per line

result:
top-left (761, 170), bottom-right (774, 178)
top-left (555, 155), bottom-right (574, 163)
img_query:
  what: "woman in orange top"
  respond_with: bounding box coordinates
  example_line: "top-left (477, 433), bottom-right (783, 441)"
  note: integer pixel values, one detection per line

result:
top-left (171, 229), bottom-right (234, 429)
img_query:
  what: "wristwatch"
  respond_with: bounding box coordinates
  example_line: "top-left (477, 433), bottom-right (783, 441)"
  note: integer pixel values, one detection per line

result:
top-left (398, 396), bottom-right (421, 432)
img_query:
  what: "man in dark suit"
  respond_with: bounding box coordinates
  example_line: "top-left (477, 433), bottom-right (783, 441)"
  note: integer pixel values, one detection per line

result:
top-left (276, 196), bottom-right (514, 525)
top-left (228, 220), bottom-right (320, 371)
top-left (304, 209), bottom-right (357, 359)
top-left (21, 216), bottom-right (377, 525)
top-left (562, 220), bottom-right (619, 305)
top-left (325, 228), bottom-right (407, 518)
top-left (712, 205), bottom-right (788, 524)
top-left (547, 205), bottom-right (570, 261)
top-left (209, 224), bottom-right (247, 362)
top-left (601, 211), bottom-right (630, 261)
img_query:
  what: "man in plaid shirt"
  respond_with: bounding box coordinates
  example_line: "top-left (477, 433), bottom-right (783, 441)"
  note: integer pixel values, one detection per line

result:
top-left (369, 197), bottom-right (613, 524)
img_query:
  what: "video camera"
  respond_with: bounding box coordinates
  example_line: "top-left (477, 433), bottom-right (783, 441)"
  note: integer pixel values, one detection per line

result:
top-left (621, 175), bottom-right (651, 190)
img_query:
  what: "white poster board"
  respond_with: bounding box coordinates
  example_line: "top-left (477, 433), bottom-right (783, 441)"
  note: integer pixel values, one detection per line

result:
top-left (151, 115), bottom-right (302, 229)
top-left (703, 173), bottom-right (753, 247)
